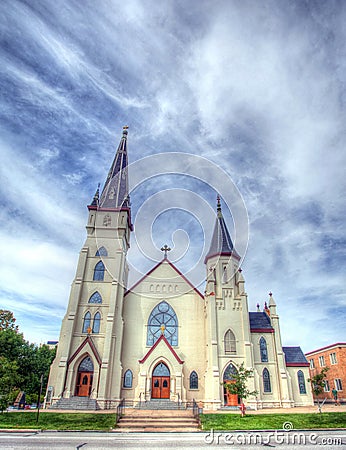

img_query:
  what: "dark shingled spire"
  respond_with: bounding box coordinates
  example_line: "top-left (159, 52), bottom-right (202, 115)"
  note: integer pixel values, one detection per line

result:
top-left (205, 195), bottom-right (240, 262)
top-left (99, 126), bottom-right (129, 208)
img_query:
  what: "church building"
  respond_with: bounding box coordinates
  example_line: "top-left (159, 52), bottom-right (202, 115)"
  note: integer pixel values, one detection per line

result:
top-left (46, 128), bottom-right (313, 410)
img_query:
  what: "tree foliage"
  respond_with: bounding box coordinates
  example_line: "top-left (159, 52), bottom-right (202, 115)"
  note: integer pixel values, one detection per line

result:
top-left (0, 312), bottom-right (56, 410)
top-left (224, 363), bottom-right (258, 406)
top-left (0, 310), bottom-right (18, 332)
top-left (308, 367), bottom-right (329, 413)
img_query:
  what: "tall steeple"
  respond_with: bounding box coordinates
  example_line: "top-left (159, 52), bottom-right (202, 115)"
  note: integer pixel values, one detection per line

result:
top-left (98, 126), bottom-right (130, 209)
top-left (205, 195), bottom-right (240, 262)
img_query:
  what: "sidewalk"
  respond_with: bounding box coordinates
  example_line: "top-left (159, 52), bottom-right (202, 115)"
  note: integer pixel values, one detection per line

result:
top-left (204, 404), bottom-right (346, 414)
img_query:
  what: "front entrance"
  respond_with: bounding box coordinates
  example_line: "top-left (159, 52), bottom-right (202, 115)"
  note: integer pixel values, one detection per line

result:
top-left (151, 362), bottom-right (170, 399)
top-left (75, 356), bottom-right (94, 397)
top-left (223, 362), bottom-right (240, 406)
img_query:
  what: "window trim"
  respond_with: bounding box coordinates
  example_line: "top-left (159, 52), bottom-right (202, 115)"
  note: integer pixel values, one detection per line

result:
top-left (335, 378), bottom-right (343, 391)
top-left (189, 371), bottom-right (199, 390)
top-left (263, 368), bottom-right (271, 393)
top-left (82, 311), bottom-right (91, 333)
top-left (224, 329), bottom-right (236, 355)
top-left (123, 369), bottom-right (133, 389)
top-left (297, 370), bottom-right (307, 395)
top-left (260, 336), bottom-right (268, 362)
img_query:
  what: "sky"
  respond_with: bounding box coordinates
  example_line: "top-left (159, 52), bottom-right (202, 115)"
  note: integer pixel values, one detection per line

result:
top-left (0, 0), bottom-right (345, 354)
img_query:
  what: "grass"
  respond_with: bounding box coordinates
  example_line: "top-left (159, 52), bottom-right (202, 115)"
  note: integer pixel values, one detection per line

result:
top-left (0, 412), bottom-right (116, 430)
top-left (200, 412), bottom-right (346, 430)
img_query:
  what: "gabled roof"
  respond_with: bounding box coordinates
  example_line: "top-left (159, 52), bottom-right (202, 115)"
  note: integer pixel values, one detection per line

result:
top-left (67, 335), bottom-right (102, 367)
top-left (98, 126), bottom-right (129, 208)
top-left (205, 196), bottom-right (240, 262)
top-left (138, 334), bottom-right (184, 364)
top-left (125, 258), bottom-right (204, 298)
top-left (249, 312), bottom-right (274, 333)
top-left (305, 342), bottom-right (346, 356)
top-left (283, 346), bottom-right (309, 367)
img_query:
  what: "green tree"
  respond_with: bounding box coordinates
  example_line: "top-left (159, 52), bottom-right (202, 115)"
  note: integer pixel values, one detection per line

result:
top-left (0, 356), bottom-right (21, 412)
top-left (308, 367), bottom-right (329, 413)
top-left (0, 310), bottom-right (18, 332)
top-left (0, 312), bottom-right (56, 407)
top-left (223, 363), bottom-right (258, 416)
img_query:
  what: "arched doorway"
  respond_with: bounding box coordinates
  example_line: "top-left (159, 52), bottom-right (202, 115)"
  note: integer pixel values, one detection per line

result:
top-left (75, 356), bottom-right (94, 397)
top-left (151, 362), bottom-right (170, 399)
top-left (223, 362), bottom-right (239, 406)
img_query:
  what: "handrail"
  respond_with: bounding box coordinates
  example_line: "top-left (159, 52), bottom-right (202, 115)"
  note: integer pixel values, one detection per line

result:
top-left (192, 398), bottom-right (201, 426)
top-left (115, 399), bottom-right (125, 425)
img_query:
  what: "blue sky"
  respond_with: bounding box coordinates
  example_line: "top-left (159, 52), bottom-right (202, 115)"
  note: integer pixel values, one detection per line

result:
top-left (0, 0), bottom-right (345, 353)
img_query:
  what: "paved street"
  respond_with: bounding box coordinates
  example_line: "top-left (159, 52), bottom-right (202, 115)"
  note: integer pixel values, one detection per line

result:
top-left (0, 430), bottom-right (345, 450)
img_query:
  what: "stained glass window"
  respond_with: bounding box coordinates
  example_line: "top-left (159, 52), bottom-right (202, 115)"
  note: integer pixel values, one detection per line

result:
top-left (263, 368), bottom-right (271, 392)
top-left (92, 312), bottom-right (101, 334)
top-left (93, 261), bottom-right (105, 281)
top-left (297, 370), bottom-right (306, 394)
top-left (78, 356), bottom-right (94, 372)
top-left (82, 312), bottom-right (91, 333)
top-left (147, 301), bottom-right (178, 346)
top-left (96, 247), bottom-right (108, 257)
top-left (123, 369), bottom-right (133, 388)
top-left (89, 292), bottom-right (102, 304)
top-left (260, 337), bottom-right (268, 362)
top-left (190, 371), bottom-right (198, 389)
top-left (223, 363), bottom-right (238, 381)
top-left (152, 362), bottom-right (170, 376)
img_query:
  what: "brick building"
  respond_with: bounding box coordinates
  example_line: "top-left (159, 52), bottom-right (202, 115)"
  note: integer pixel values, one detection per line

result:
top-left (305, 343), bottom-right (346, 403)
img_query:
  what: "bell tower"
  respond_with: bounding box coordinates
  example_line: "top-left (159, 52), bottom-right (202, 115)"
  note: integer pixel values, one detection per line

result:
top-left (47, 127), bottom-right (132, 407)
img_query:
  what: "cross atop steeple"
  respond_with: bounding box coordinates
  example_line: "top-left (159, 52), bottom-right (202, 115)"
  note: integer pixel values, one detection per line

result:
top-left (161, 244), bottom-right (171, 259)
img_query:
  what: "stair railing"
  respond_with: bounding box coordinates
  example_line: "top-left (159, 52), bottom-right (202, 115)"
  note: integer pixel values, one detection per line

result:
top-left (192, 398), bottom-right (201, 426)
top-left (115, 399), bottom-right (125, 425)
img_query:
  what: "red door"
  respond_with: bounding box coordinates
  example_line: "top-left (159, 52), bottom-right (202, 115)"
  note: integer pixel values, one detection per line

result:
top-left (152, 376), bottom-right (170, 399)
top-left (224, 380), bottom-right (239, 406)
top-left (76, 372), bottom-right (93, 397)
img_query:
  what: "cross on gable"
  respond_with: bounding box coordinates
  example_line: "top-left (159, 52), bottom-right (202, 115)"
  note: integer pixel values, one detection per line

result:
top-left (160, 244), bottom-right (171, 259)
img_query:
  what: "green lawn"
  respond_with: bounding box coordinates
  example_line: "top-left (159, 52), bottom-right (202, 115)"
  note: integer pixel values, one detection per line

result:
top-left (201, 412), bottom-right (346, 430)
top-left (0, 412), bottom-right (116, 430)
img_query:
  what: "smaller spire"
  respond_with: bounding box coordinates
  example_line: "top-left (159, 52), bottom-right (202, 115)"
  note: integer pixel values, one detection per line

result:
top-left (217, 194), bottom-right (222, 218)
top-left (269, 292), bottom-right (276, 307)
top-left (90, 183), bottom-right (100, 206)
top-left (256, 303), bottom-right (260, 312)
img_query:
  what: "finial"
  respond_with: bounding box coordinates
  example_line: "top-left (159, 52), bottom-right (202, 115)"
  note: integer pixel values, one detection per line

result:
top-left (87, 326), bottom-right (92, 335)
top-left (238, 267), bottom-right (242, 273)
top-left (256, 303), bottom-right (260, 312)
top-left (122, 125), bottom-right (129, 137)
top-left (160, 324), bottom-right (165, 335)
top-left (161, 244), bottom-right (171, 259)
top-left (269, 292), bottom-right (272, 297)
top-left (91, 183), bottom-right (100, 206)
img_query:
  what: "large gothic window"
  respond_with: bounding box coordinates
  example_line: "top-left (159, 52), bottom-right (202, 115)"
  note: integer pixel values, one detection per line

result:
top-left (89, 292), bottom-right (102, 304)
top-left (224, 330), bottom-right (236, 354)
top-left (147, 301), bottom-right (178, 346)
top-left (190, 371), bottom-right (198, 389)
top-left (93, 261), bottom-right (105, 281)
top-left (96, 247), bottom-right (108, 257)
top-left (82, 312), bottom-right (91, 333)
top-left (263, 368), bottom-right (271, 392)
top-left (260, 337), bottom-right (268, 362)
top-left (92, 312), bottom-right (101, 334)
top-left (297, 370), bottom-right (306, 394)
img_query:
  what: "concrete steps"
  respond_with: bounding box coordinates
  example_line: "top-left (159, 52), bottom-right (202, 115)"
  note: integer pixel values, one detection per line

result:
top-left (116, 408), bottom-right (200, 432)
top-left (50, 397), bottom-right (99, 410)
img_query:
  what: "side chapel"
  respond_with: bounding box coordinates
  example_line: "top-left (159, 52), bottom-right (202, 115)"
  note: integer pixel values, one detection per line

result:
top-left (46, 128), bottom-right (313, 410)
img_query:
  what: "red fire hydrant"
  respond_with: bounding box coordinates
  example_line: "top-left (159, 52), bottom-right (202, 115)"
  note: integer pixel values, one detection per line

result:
top-left (240, 402), bottom-right (246, 417)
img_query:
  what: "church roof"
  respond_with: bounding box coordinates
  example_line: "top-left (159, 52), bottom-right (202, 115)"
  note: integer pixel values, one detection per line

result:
top-left (138, 334), bottom-right (184, 364)
top-left (249, 312), bottom-right (274, 332)
top-left (98, 126), bottom-right (129, 208)
top-left (283, 346), bottom-right (310, 366)
top-left (205, 196), bottom-right (240, 262)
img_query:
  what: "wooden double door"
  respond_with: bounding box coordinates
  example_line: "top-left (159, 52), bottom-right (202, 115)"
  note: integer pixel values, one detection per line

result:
top-left (151, 362), bottom-right (170, 399)
top-left (75, 372), bottom-right (93, 397)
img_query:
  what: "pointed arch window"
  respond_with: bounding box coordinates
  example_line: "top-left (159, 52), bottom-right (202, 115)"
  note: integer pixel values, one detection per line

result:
top-left (92, 312), bottom-right (101, 334)
top-left (93, 261), bottom-right (105, 281)
top-left (89, 292), bottom-right (102, 304)
top-left (190, 371), bottom-right (198, 389)
top-left (123, 369), bottom-right (133, 388)
top-left (147, 301), bottom-right (178, 346)
top-left (263, 368), bottom-right (271, 392)
top-left (297, 370), bottom-right (306, 394)
top-left (96, 247), bottom-right (108, 257)
top-left (82, 312), bottom-right (91, 333)
top-left (260, 337), bottom-right (268, 362)
top-left (224, 329), bottom-right (236, 354)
